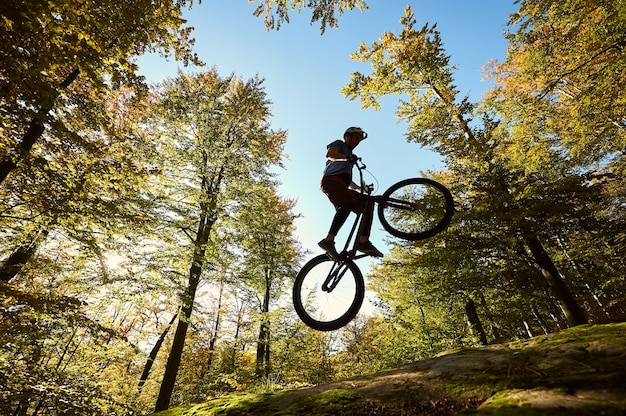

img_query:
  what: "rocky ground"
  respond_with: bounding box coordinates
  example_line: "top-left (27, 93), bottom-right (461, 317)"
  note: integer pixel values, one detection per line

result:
top-left (155, 321), bottom-right (626, 415)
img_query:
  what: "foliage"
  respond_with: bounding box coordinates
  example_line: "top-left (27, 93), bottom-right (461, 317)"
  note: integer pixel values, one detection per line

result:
top-left (483, 0), bottom-right (626, 301)
top-left (1, 0), bottom-right (626, 413)
top-left (342, 3), bottom-right (625, 339)
top-left (250, 0), bottom-right (369, 33)
top-left (0, 283), bottom-right (139, 415)
top-left (1, 0), bottom-right (373, 413)
top-left (489, 0), bottom-right (626, 175)
top-left (483, 0), bottom-right (626, 313)
top-left (0, 0), bottom-right (200, 186)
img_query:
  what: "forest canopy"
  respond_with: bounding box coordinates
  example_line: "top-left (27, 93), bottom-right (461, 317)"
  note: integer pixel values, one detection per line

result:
top-left (1, 0), bottom-right (624, 414)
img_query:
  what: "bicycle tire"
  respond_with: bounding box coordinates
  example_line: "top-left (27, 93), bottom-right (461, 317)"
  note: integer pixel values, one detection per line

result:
top-left (377, 178), bottom-right (454, 241)
top-left (293, 254), bottom-right (365, 331)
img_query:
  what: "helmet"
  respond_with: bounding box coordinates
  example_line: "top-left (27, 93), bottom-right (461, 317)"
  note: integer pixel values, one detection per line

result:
top-left (344, 126), bottom-right (368, 139)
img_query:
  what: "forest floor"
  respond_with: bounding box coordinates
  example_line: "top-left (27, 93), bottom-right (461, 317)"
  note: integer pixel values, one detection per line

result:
top-left (155, 321), bottom-right (626, 415)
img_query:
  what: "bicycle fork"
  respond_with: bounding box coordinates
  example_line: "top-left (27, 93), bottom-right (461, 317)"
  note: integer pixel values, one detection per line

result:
top-left (321, 262), bottom-right (350, 292)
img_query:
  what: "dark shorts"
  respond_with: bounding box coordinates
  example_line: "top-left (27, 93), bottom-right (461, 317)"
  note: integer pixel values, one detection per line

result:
top-left (321, 175), bottom-right (363, 212)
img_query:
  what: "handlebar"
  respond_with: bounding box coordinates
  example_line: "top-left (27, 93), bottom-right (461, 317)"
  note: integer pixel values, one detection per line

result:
top-left (350, 155), bottom-right (365, 170)
top-left (351, 156), bottom-right (374, 195)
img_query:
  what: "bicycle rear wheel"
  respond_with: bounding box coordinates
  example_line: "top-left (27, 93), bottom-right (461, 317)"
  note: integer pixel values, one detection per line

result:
top-left (378, 178), bottom-right (454, 240)
top-left (293, 254), bottom-right (365, 331)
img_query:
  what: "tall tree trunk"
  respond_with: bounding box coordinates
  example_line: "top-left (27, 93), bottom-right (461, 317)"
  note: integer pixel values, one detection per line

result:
top-left (435, 86), bottom-right (588, 328)
top-left (523, 320), bottom-right (534, 338)
top-left (416, 297), bottom-right (434, 352)
top-left (255, 320), bottom-right (270, 379)
top-left (154, 214), bottom-right (212, 411)
top-left (531, 306), bottom-right (550, 334)
top-left (476, 293), bottom-right (504, 343)
top-left (585, 283), bottom-right (611, 321)
top-left (464, 299), bottom-right (488, 345)
top-left (205, 281), bottom-right (224, 372)
top-left (138, 313), bottom-right (178, 392)
top-left (0, 69), bottom-right (80, 184)
top-left (230, 301), bottom-right (246, 370)
top-left (255, 270), bottom-right (272, 379)
top-left (556, 235), bottom-right (611, 321)
top-left (0, 229), bottom-right (49, 282)
top-left (525, 234), bottom-right (588, 326)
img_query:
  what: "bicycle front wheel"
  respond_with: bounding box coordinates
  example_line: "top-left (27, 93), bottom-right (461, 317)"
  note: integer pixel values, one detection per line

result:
top-left (378, 178), bottom-right (454, 241)
top-left (293, 254), bottom-right (365, 331)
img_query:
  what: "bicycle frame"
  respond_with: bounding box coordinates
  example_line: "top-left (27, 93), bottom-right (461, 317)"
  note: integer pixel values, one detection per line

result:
top-left (333, 158), bottom-right (377, 262)
top-left (321, 261), bottom-right (352, 292)
top-left (379, 196), bottom-right (417, 212)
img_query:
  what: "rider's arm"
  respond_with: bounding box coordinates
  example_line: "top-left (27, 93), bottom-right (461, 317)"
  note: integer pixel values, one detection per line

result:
top-left (327, 144), bottom-right (361, 189)
top-left (326, 146), bottom-right (350, 161)
top-left (348, 181), bottom-right (362, 191)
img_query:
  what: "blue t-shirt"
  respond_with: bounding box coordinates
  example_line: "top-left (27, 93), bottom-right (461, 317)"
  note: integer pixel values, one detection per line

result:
top-left (322, 139), bottom-right (352, 179)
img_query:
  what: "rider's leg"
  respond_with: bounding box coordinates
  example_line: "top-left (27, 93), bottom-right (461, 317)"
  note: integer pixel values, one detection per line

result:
top-left (326, 207), bottom-right (351, 240)
top-left (355, 200), bottom-right (383, 257)
top-left (356, 200), bottom-right (374, 241)
top-left (319, 206), bottom-right (351, 259)
top-left (320, 175), bottom-right (358, 243)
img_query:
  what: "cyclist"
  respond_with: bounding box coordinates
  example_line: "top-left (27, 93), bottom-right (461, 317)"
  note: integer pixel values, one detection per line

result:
top-left (318, 126), bottom-right (383, 259)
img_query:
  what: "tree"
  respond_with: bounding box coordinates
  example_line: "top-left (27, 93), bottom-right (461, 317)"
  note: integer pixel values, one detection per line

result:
top-left (0, 283), bottom-right (138, 415)
top-left (138, 313), bottom-right (178, 392)
top-left (0, 0), bottom-right (200, 185)
top-left (250, 0), bottom-right (369, 33)
top-left (368, 237), bottom-right (478, 355)
top-left (342, 6), bottom-right (589, 327)
top-left (0, 85), bottom-right (159, 287)
top-left (484, 0), bottom-right (626, 319)
top-left (234, 183), bottom-right (301, 379)
top-left (488, 0), bottom-right (626, 176)
top-left (143, 69), bottom-right (287, 411)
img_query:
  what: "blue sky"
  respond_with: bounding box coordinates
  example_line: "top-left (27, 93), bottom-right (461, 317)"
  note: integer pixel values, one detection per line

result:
top-left (138, 0), bottom-right (518, 262)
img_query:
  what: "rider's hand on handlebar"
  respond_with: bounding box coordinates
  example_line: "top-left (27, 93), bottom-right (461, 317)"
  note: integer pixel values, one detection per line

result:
top-left (347, 154), bottom-right (359, 163)
top-left (356, 180), bottom-right (374, 194)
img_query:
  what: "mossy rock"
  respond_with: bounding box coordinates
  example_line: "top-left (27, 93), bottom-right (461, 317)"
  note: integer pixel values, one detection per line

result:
top-left (154, 322), bottom-right (626, 416)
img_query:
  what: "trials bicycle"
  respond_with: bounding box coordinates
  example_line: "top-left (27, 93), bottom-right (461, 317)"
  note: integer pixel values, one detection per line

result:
top-left (293, 158), bottom-right (454, 331)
